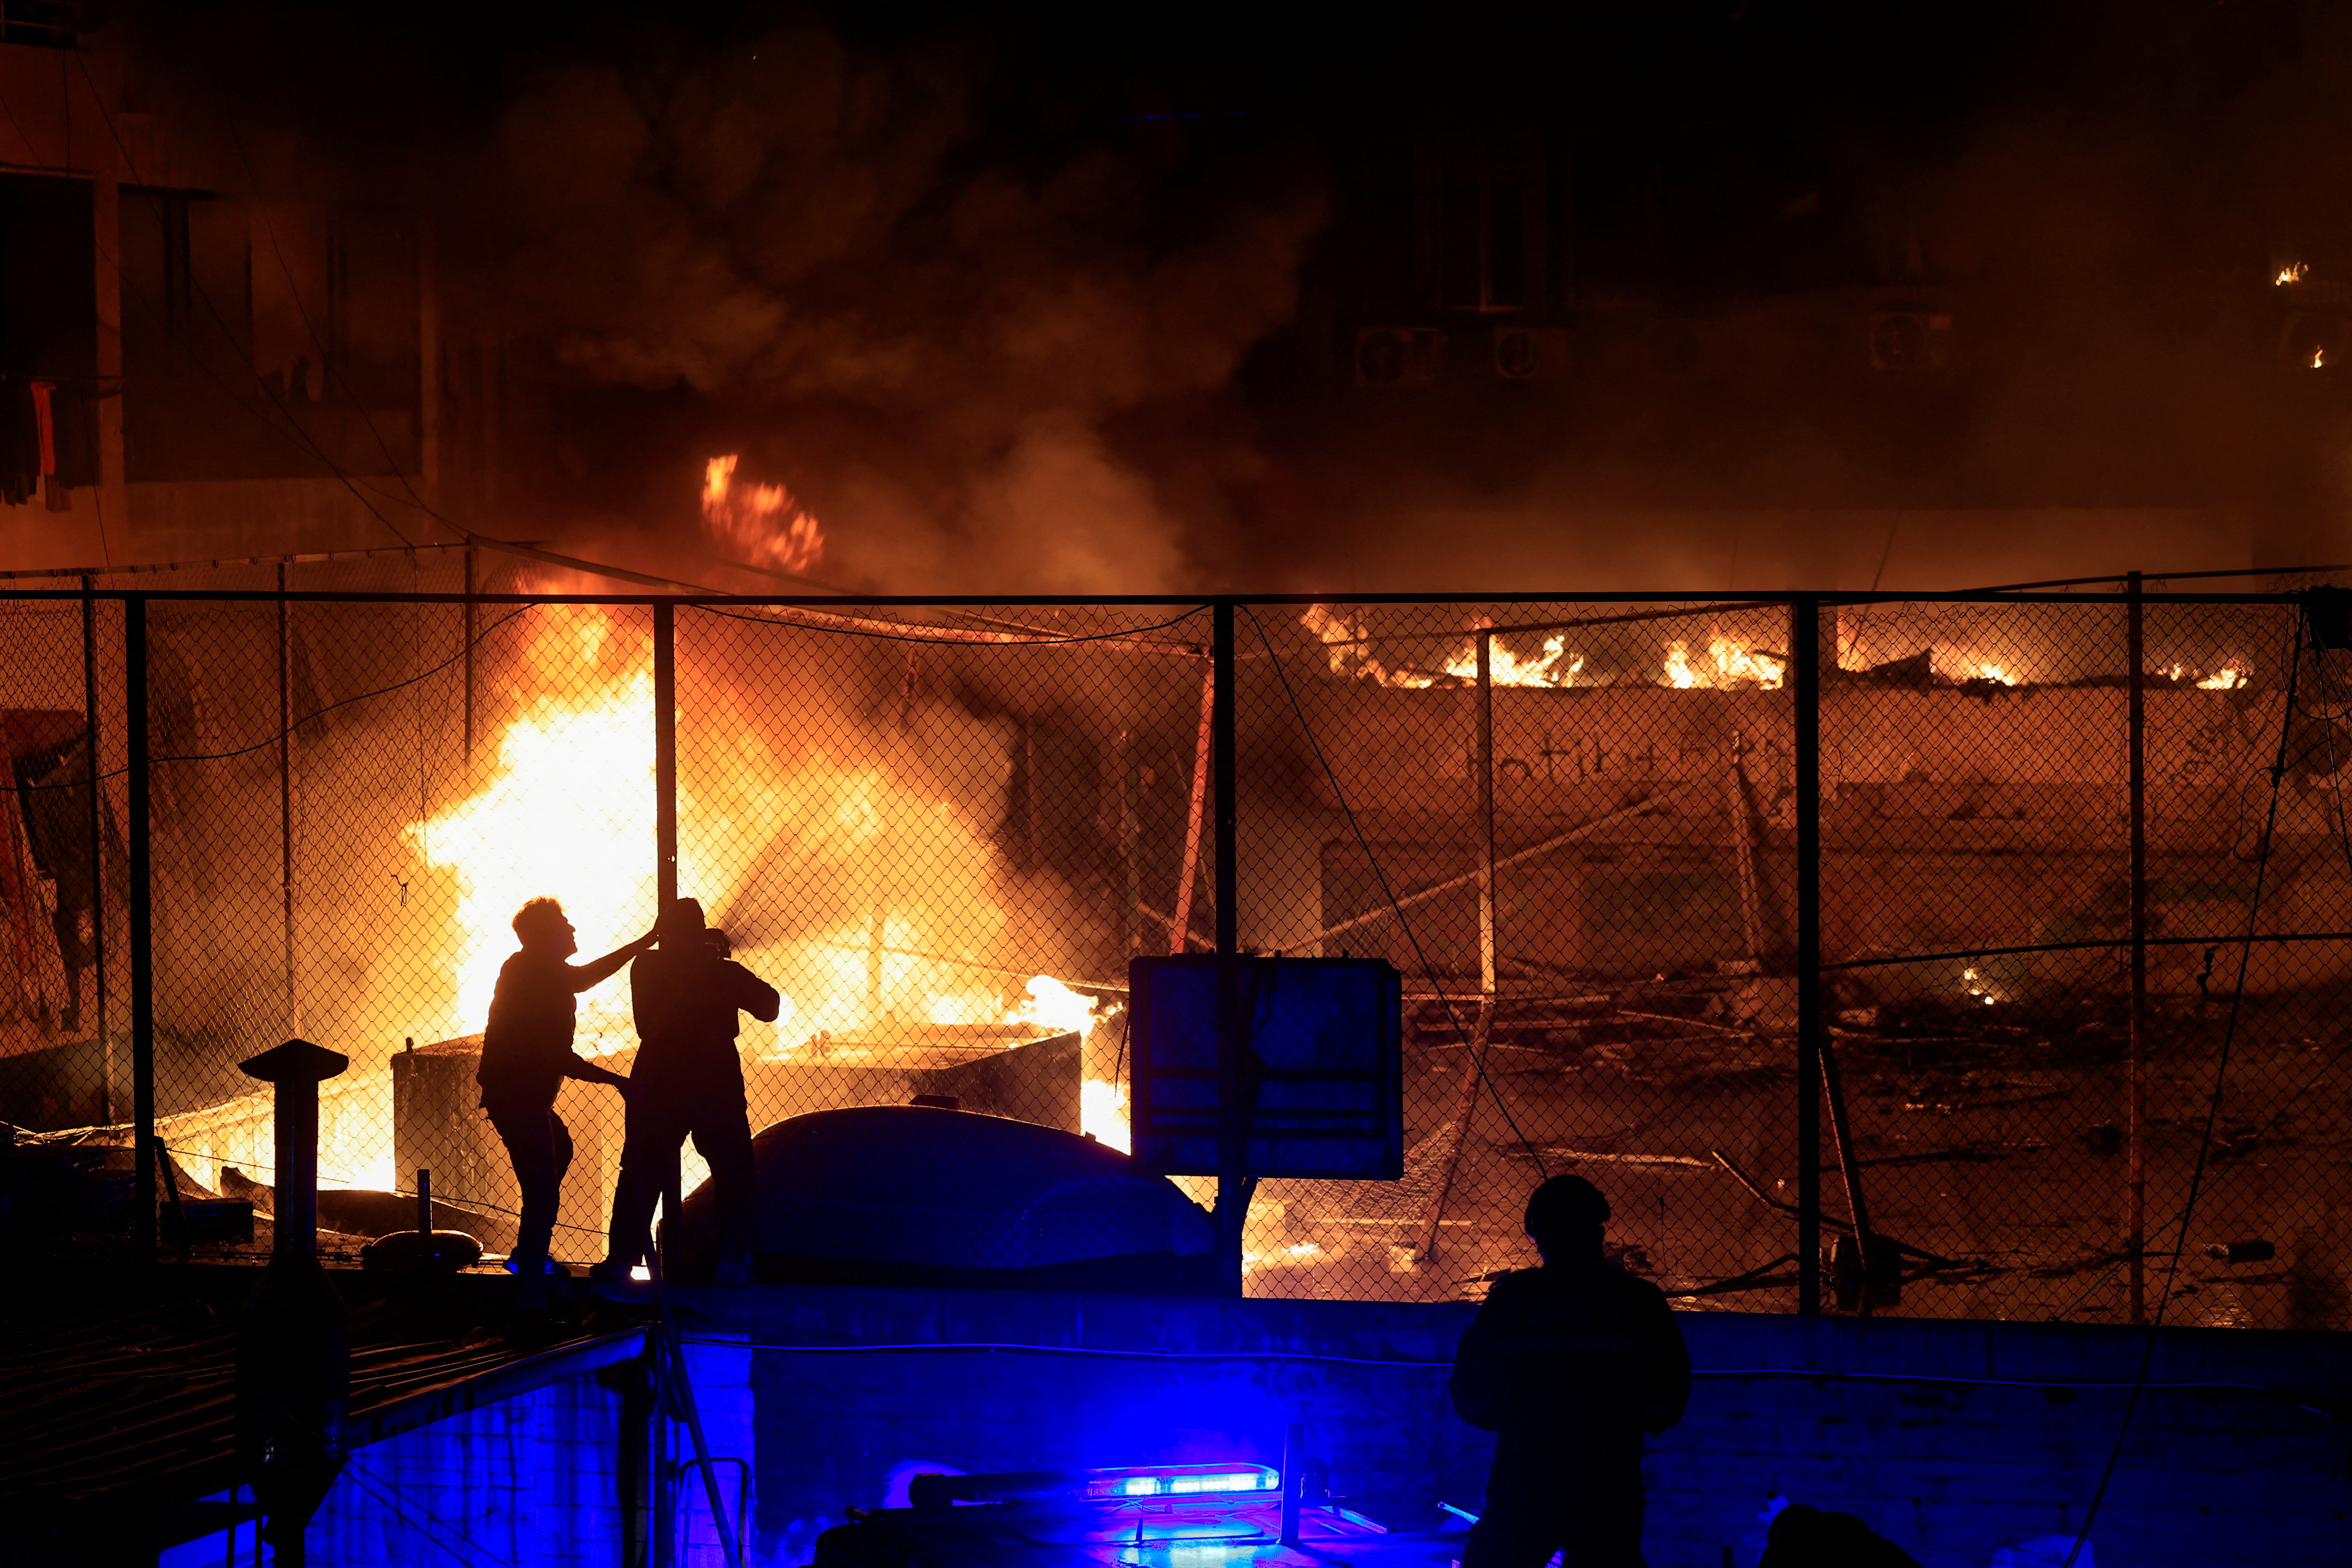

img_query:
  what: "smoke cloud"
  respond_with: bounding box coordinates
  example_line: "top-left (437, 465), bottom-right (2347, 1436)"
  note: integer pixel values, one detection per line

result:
top-left (453, 20), bottom-right (1324, 593)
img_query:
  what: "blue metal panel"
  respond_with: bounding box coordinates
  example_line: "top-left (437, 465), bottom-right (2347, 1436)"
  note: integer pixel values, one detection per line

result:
top-left (1128, 957), bottom-right (1403, 1179)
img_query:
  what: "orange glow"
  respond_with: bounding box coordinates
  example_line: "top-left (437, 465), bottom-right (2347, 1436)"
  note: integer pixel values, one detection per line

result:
top-left (1663, 636), bottom-right (1784, 690)
top-left (394, 593), bottom-right (1124, 1177)
top-left (2316, 348), bottom-right (2328, 370)
top-left (1302, 604), bottom-right (1433, 687)
top-left (2279, 263), bottom-right (2309, 286)
top-left (1301, 606), bottom-right (1584, 688)
top-left (2197, 665), bottom-right (2246, 690)
top-left (703, 454), bottom-right (824, 573)
top-left (1441, 633), bottom-right (1583, 687)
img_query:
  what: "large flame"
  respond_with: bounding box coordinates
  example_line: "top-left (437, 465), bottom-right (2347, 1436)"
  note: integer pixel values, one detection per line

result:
top-left (1441, 633), bottom-right (1582, 686)
top-left (704, 454), bottom-right (824, 573)
top-left (407, 608), bottom-right (663, 1039)
top-left (398, 597), bottom-right (1131, 1175)
top-left (1002, 975), bottom-right (1131, 1152)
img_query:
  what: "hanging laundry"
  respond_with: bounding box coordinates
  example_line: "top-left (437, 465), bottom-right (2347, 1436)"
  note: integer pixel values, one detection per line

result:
top-left (0, 382), bottom-right (37, 507)
top-left (28, 382), bottom-right (54, 476)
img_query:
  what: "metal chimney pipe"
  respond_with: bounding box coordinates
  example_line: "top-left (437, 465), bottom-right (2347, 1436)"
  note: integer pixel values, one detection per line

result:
top-left (241, 1039), bottom-right (346, 1256)
top-left (235, 1038), bottom-right (352, 1566)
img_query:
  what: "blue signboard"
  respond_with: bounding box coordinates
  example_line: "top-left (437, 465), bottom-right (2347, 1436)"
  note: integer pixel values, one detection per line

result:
top-left (1127, 956), bottom-right (1403, 1180)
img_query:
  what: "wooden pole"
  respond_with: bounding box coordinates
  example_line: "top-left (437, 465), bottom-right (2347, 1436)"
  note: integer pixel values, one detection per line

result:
top-left (1414, 630), bottom-right (1500, 1265)
top-left (1169, 658), bottom-right (1214, 955)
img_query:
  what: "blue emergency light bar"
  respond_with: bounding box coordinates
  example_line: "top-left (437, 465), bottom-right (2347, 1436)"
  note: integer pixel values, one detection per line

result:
top-left (908, 1463), bottom-right (1278, 1511)
top-left (1083, 1465), bottom-right (1279, 1499)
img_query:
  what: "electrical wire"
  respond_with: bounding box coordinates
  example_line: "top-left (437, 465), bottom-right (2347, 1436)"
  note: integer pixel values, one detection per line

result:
top-left (2059, 605), bottom-right (2304, 1568)
top-left (1240, 605), bottom-right (1547, 1175)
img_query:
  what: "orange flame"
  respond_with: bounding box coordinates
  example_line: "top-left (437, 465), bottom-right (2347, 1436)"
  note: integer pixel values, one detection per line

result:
top-left (2196, 665), bottom-right (2246, 690)
top-left (703, 454), bottom-right (824, 573)
top-left (1301, 606), bottom-right (1585, 688)
top-left (2279, 263), bottom-right (2309, 286)
top-left (1663, 636), bottom-right (1785, 690)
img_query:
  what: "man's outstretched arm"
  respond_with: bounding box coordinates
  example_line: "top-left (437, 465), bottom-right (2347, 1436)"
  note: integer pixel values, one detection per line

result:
top-left (567, 931), bottom-right (657, 992)
top-left (563, 1054), bottom-right (631, 1092)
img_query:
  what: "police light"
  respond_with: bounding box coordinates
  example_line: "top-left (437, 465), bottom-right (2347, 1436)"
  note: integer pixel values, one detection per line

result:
top-left (1082, 1465), bottom-right (1279, 1500)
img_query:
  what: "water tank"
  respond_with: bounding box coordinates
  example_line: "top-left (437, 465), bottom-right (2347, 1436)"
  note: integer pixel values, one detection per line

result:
top-left (673, 1105), bottom-right (1218, 1293)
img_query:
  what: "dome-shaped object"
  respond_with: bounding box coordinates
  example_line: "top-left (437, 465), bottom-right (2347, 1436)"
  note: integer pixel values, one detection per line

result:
top-left (673, 1106), bottom-right (1217, 1292)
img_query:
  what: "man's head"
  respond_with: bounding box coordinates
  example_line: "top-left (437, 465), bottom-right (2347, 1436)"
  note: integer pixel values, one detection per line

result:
top-left (512, 897), bottom-right (576, 957)
top-left (654, 896), bottom-right (707, 947)
top-left (1524, 1173), bottom-right (1610, 1263)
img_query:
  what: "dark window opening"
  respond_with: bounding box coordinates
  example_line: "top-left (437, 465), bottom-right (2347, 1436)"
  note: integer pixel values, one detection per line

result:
top-left (0, 174), bottom-right (99, 493)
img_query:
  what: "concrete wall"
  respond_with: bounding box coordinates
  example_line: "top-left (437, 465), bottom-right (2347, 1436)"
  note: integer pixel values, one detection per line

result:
top-left (292, 1283), bottom-right (2352, 1568)
top-left (693, 1284), bottom-right (2352, 1568)
top-left (307, 1360), bottom-right (652, 1568)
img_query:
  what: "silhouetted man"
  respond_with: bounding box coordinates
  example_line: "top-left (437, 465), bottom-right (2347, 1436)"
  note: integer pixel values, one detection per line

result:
top-left (593, 897), bottom-right (779, 1285)
top-left (477, 897), bottom-right (653, 1308)
top-left (1449, 1174), bottom-right (1692, 1568)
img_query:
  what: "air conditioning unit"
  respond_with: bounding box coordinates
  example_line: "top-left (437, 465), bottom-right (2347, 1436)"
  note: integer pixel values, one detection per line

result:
top-left (1645, 318), bottom-right (1728, 380)
top-left (2280, 311), bottom-right (2351, 371)
top-left (1354, 327), bottom-right (1446, 388)
top-left (1869, 311), bottom-right (1953, 370)
top-left (1493, 327), bottom-right (1573, 381)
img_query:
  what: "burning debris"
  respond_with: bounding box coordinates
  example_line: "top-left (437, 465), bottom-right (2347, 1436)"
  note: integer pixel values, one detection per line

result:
top-left (702, 455), bottom-right (825, 574)
top-left (1301, 607), bottom-right (1784, 690)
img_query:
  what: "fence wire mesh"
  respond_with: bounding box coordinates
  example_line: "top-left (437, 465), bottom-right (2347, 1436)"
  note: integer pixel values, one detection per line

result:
top-left (1, 576), bottom-right (2347, 1328)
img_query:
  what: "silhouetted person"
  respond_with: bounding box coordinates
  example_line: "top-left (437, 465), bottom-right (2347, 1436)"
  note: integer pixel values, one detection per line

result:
top-left (477, 897), bottom-right (654, 1308)
top-left (1449, 1174), bottom-right (1691, 1568)
top-left (1756, 1504), bottom-right (1922, 1568)
top-left (593, 897), bottom-right (779, 1285)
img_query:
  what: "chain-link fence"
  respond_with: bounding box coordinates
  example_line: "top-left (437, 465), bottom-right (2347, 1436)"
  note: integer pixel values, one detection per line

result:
top-left (3, 571), bottom-right (2347, 1329)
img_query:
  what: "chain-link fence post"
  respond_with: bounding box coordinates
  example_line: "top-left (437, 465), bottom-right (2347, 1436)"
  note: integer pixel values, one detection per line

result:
top-left (1795, 594), bottom-right (1822, 1315)
top-left (1211, 598), bottom-right (1248, 1294)
top-left (81, 576), bottom-right (111, 1123)
top-left (127, 593), bottom-right (154, 1259)
top-left (2126, 571), bottom-right (2149, 1324)
top-left (654, 598), bottom-right (680, 1269)
top-left (655, 600), bottom-right (677, 908)
top-left (277, 563), bottom-right (299, 1039)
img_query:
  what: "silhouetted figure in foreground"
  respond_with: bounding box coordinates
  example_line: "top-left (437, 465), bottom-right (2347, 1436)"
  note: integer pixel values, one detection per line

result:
top-left (1757, 1504), bottom-right (1922, 1568)
top-left (594, 897), bottom-right (779, 1285)
top-left (477, 897), bottom-right (653, 1307)
top-left (1449, 1174), bottom-right (1692, 1568)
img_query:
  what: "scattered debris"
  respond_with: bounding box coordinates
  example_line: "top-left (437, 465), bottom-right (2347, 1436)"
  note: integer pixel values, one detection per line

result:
top-left (2204, 1239), bottom-right (2276, 1264)
top-left (1526, 1146), bottom-right (1720, 1169)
